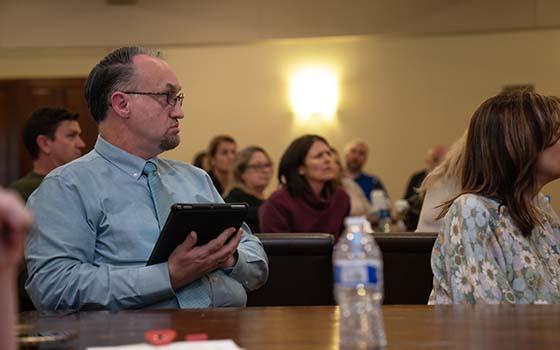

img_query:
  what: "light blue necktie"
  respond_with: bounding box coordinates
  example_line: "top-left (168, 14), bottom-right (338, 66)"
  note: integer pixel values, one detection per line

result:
top-left (142, 161), bottom-right (211, 308)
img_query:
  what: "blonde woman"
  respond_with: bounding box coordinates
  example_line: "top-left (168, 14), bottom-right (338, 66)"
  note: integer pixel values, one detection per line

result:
top-left (415, 134), bottom-right (466, 232)
top-left (224, 146), bottom-right (273, 233)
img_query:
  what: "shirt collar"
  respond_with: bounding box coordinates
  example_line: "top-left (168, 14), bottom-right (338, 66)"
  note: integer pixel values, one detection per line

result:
top-left (94, 136), bottom-right (157, 180)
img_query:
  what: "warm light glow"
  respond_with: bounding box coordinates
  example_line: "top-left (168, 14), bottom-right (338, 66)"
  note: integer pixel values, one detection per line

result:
top-left (289, 67), bottom-right (339, 123)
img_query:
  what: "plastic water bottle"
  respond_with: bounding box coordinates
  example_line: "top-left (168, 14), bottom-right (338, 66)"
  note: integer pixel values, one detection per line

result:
top-left (393, 199), bottom-right (409, 231)
top-left (371, 190), bottom-right (391, 233)
top-left (334, 216), bottom-right (386, 349)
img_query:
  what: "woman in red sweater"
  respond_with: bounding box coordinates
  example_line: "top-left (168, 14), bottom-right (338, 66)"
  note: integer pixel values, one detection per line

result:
top-left (259, 135), bottom-right (350, 238)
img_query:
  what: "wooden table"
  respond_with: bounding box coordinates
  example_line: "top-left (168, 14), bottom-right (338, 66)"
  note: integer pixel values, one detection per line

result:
top-left (19, 305), bottom-right (560, 349)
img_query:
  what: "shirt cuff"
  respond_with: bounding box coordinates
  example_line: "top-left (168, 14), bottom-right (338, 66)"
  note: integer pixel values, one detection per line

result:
top-left (140, 262), bottom-right (177, 299)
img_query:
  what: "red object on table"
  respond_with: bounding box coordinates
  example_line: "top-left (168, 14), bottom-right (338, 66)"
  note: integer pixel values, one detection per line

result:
top-left (144, 329), bottom-right (177, 345)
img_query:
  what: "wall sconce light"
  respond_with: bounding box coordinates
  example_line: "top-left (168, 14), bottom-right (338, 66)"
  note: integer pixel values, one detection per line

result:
top-left (289, 66), bottom-right (339, 123)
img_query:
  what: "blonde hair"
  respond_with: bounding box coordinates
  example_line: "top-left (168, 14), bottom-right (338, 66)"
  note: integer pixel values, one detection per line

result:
top-left (419, 131), bottom-right (467, 193)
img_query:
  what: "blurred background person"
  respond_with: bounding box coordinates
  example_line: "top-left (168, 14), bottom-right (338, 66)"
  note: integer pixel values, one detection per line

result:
top-left (416, 134), bottom-right (466, 232)
top-left (402, 144), bottom-right (448, 230)
top-left (431, 91), bottom-right (560, 304)
top-left (404, 144), bottom-right (448, 200)
top-left (331, 148), bottom-right (372, 218)
top-left (0, 189), bottom-right (32, 350)
top-left (260, 135), bottom-right (350, 238)
top-left (191, 150), bottom-right (207, 170)
top-left (224, 146), bottom-right (273, 233)
top-left (343, 139), bottom-right (388, 202)
top-left (207, 135), bottom-right (237, 195)
top-left (10, 107), bottom-right (84, 311)
top-left (10, 107), bottom-right (85, 201)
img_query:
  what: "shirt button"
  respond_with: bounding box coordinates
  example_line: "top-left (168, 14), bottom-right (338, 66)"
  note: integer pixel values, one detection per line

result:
top-left (211, 277), bottom-right (218, 283)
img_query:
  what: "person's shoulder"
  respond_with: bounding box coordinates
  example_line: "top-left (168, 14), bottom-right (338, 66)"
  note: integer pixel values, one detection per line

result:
top-left (452, 193), bottom-right (499, 208)
top-left (358, 172), bottom-right (374, 180)
top-left (447, 193), bottom-right (499, 226)
top-left (360, 172), bottom-right (383, 184)
top-left (411, 169), bottom-right (427, 180)
top-left (46, 151), bottom-right (102, 181)
top-left (9, 172), bottom-right (33, 188)
top-left (267, 187), bottom-right (292, 202)
top-left (262, 187), bottom-right (294, 215)
top-left (224, 187), bottom-right (245, 202)
top-left (333, 186), bottom-right (350, 201)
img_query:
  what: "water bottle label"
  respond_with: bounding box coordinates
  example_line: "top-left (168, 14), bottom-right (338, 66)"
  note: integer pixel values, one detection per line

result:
top-left (334, 260), bottom-right (379, 287)
top-left (379, 209), bottom-right (391, 219)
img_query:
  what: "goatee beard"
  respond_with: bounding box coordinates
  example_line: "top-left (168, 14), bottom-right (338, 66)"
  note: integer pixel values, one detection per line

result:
top-left (160, 135), bottom-right (180, 151)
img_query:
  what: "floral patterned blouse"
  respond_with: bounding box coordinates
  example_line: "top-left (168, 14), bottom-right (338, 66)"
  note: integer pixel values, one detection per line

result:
top-left (429, 193), bottom-right (560, 304)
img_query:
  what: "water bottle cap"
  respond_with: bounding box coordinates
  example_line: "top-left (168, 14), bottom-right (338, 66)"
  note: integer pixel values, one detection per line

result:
top-left (371, 190), bottom-right (386, 200)
top-left (394, 199), bottom-right (409, 212)
top-left (344, 216), bottom-right (368, 227)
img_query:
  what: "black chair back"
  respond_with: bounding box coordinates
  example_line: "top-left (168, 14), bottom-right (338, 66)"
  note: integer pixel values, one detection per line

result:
top-left (374, 232), bottom-right (437, 304)
top-left (247, 233), bottom-right (335, 306)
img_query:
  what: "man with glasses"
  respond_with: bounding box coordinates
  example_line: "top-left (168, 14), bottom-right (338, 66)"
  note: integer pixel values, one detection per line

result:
top-left (24, 47), bottom-right (268, 311)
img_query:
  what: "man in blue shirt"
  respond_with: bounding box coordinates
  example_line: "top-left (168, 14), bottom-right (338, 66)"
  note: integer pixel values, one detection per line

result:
top-left (24, 47), bottom-right (268, 311)
top-left (343, 140), bottom-right (387, 201)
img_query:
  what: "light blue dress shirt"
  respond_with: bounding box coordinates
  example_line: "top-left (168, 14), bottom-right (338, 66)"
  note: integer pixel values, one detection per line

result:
top-left (25, 136), bottom-right (268, 311)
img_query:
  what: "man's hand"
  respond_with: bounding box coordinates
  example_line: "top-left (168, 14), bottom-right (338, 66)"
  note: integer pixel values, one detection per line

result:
top-left (167, 227), bottom-right (243, 290)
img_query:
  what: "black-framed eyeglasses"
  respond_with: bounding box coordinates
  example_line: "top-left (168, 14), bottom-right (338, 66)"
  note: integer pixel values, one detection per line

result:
top-left (122, 91), bottom-right (185, 107)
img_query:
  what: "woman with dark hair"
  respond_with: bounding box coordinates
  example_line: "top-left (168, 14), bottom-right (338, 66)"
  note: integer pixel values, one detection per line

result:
top-left (224, 146), bottom-right (273, 233)
top-left (207, 135), bottom-right (237, 195)
top-left (259, 135), bottom-right (350, 238)
top-left (191, 150), bottom-right (207, 170)
top-left (430, 91), bottom-right (560, 304)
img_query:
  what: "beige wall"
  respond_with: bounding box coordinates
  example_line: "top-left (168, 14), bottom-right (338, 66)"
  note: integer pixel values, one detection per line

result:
top-left (1, 28), bottom-right (560, 211)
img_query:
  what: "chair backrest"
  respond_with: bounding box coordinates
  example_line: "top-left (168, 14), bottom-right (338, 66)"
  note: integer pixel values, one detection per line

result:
top-left (247, 233), bottom-right (335, 306)
top-left (373, 232), bottom-right (437, 304)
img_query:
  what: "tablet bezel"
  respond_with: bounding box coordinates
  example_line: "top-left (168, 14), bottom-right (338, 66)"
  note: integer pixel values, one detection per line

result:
top-left (146, 203), bottom-right (248, 266)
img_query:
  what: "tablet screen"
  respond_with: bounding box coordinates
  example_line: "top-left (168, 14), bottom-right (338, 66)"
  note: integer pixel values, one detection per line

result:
top-left (146, 203), bottom-right (248, 266)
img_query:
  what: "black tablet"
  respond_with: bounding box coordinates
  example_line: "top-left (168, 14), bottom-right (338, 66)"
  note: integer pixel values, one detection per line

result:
top-left (146, 203), bottom-right (248, 266)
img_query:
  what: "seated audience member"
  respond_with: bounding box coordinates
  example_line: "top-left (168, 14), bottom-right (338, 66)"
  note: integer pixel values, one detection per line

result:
top-left (10, 107), bottom-right (85, 311)
top-left (259, 135), bottom-right (350, 238)
top-left (191, 150), bottom-right (207, 170)
top-left (207, 135), bottom-right (237, 195)
top-left (25, 47), bottom-right (268, 311)
top-left (416, 135), bottom-right (465, 232)
top-left (0, 189), bottom-right (33, 350)
top-left (10, 107), bottom-right (85, 201)
top-left (343, 139), bottom-right (388, 202)
top-left (430, 91), bottom-right (560, 304)
top-left (402, 144), bottom-right (447, 230)
top-left (224, 146), bottom-right (273, 233)
top-left (332, 148), bottom-right (372, 217)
